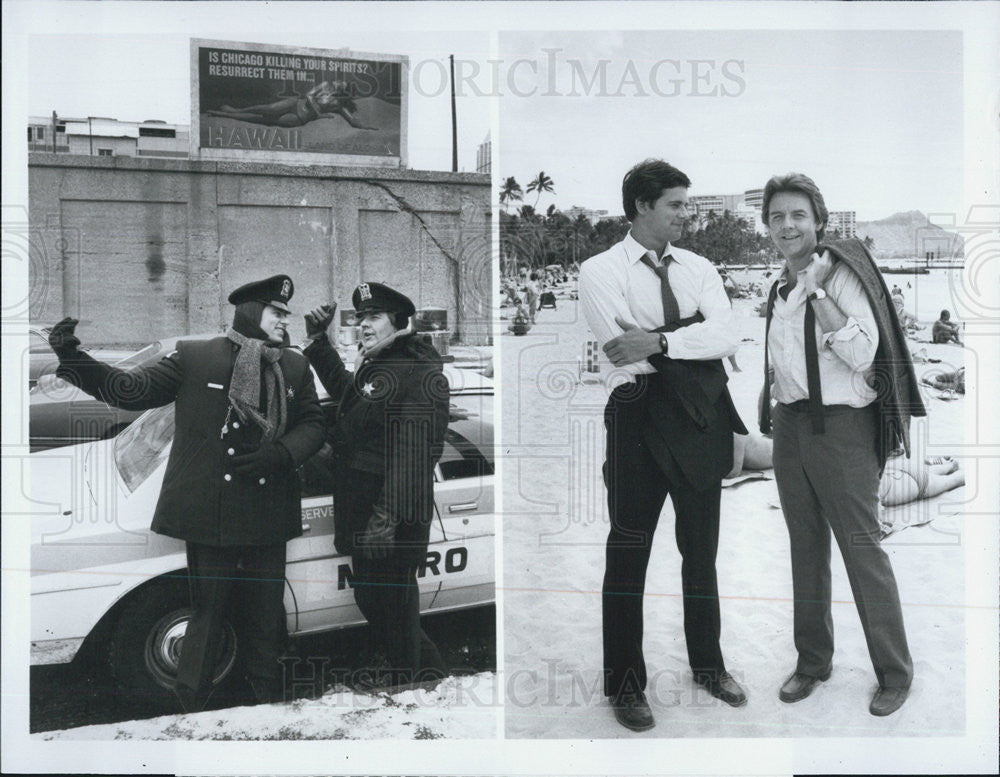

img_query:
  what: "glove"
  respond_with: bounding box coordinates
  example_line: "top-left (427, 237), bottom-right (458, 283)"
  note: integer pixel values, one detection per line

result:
top-left (231, 442), bottom-right (292, 477)
top-left (356, 500), bottom-right (396, 560)
top-left (304, 303), bottom-right (337, 340)
top-left (49, 317), bottom-right (82, 359)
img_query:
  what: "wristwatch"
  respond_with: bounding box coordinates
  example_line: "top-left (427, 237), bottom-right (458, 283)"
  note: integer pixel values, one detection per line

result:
top-left (658, 332), bottom-right (669, 355)
top-left (808, 288), bottom-right (827, 302)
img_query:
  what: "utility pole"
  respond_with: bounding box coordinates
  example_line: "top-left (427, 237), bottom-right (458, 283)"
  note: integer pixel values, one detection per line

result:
top-left (449, 55), bottom-right (458, 172)
top-left (88, 116), bottom-right (94, 155)
top-left (51, 110), bottom-right (57, 152)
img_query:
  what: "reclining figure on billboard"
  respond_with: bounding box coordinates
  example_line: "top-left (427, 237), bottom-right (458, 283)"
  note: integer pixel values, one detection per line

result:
top-left (208, 80), bottom-right (378, 130)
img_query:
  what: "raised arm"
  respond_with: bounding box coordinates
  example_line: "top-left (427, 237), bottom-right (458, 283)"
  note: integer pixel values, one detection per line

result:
top-left (50, 318), bottom-right (182, 410)
top-left (302, 304), bottom-right (352, 402)
top-left (801, 254), bottom-right (878, 372)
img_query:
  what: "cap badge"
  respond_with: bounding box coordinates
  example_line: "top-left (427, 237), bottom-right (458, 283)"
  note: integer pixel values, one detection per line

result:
top-left (358, 282), bottom-right (372, 301)
top-left (280, 278), bottom-right (291, 299)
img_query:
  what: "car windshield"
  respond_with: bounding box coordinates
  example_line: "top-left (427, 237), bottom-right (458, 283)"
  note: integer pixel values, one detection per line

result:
top-left (29, 330), bottom-right (53, 353)
top-left (113, 340), bottom-right (164, 370)
top-left (28, 338), bottom-right (163, 397)
top-left (114, 404), bottom-right (176, 493)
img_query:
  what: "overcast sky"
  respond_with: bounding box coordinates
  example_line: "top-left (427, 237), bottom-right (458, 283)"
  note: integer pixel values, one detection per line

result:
top-left (13, 14), bottom-right (972, 221)
top-left (25, 28), bottom-right (491, 173)
top-left (498, 30), bottom-right (964, 221)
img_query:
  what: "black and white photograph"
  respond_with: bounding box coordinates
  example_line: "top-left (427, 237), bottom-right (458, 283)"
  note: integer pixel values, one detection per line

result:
top-left (498, 26), bottom-right (993, 747)
top-left (8, 8), bottom-right (497, 748)
top-left (3, 1), bottom-right (998, 775)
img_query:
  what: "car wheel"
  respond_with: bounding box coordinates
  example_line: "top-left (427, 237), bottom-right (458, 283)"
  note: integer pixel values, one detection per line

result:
top-left (109, 580), bottom-right (239, 703)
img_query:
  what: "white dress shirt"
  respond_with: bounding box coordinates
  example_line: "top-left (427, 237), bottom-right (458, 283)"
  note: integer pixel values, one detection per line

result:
top-left (579, 232), bottom-right (738, 382)
top-left (768, 261), bottom-right (879, 407)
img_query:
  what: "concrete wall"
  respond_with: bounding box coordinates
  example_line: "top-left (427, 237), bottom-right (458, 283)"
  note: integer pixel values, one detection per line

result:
top-left (29, 154), bottom-right (491, 346)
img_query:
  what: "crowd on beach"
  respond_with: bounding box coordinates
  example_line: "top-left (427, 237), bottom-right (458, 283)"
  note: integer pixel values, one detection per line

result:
top-left (504, 249), bottom-right (967, 529)
top-left (501, 264), bottom-right (579, 335)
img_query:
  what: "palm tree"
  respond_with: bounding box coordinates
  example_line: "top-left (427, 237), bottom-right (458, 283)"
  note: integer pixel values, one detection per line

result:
top-left (499, 176), bottom-right (523, 213)
top-left (526, 171), bottom-right (555, 208)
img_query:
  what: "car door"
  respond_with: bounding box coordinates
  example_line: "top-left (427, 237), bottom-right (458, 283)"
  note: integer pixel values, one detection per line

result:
top-left (284, 397), bottom-right (451, 635)
top-left (424, 391), bottom-right (495, 612)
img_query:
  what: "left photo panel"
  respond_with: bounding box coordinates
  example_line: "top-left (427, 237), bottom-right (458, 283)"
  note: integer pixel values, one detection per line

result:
top-left (17, 30), bottom-right (497, 741)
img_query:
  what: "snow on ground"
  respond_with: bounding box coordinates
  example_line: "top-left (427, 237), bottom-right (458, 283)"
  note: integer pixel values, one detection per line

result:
top-left (503, 274), bottom-right (968, 739)
top-left (36, 673), bottom-right (497, 740)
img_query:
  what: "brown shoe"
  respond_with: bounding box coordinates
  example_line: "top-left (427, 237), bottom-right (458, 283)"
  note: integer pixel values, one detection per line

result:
top-left (869, 685), bottom-right (909, 716)
top-left (778, 666), bottom-right (832, 703)
top-left (611, 691), bottom-right (655, 732)
top-left (694, 671), bottom-right (748, 707)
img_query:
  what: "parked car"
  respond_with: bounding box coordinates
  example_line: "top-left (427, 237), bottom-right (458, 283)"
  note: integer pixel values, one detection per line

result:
top-left (29, 334), bottom-right (215, 451)
top-left (29, 363), bottom-right (494, 704)
top-left (28, 327), bottom-right (133, 391)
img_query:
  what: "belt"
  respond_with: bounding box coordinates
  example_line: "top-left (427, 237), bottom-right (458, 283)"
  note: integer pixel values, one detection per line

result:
top-left (779, 400), bottom-right (854, 413)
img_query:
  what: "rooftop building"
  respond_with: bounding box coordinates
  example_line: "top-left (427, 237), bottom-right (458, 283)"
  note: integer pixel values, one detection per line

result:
top-left (29, 114), bottom-right (190, 158)
top-left (476, 131), bottom-right (491, 174)
top-left (827, 210), bottom-right (857, 238)
top-left (564, 205), bottom-right (610, 225)
top-left (743, 188), bottom-right (764, 210)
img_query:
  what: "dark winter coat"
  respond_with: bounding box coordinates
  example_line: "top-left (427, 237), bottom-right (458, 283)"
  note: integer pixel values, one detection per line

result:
top-left (56, 337), bottom-right (325, 546)
top-left (304, 333), bottom-right (450, 564)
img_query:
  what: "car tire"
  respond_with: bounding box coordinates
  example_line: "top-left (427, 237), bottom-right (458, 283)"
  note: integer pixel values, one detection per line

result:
top-left (108, 579), bottom-right (239, 707)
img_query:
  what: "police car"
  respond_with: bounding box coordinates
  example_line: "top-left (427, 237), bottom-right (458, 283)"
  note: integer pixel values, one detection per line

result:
top-left (29, 360), bottom-right (494, 702)
top-left (30, 334), bottom-right (192, 451)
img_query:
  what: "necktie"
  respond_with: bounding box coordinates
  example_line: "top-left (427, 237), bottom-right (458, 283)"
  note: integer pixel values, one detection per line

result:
top-left (759, 281), bottom-right (779, 434)
top-left (804, 298), bottom-right (825, 434)
top-left (639, 251), bottom-right (681, 325)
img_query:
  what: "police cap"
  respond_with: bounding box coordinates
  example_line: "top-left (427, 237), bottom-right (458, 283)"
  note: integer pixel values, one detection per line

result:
top-left (227, 274), bottom-right (295, 313)
top-left (351, 282), bottom-right (415, 320)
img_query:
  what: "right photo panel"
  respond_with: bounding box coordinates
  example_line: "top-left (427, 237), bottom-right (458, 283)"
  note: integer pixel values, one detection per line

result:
top-left (499, 29), bottom-right (968, 739)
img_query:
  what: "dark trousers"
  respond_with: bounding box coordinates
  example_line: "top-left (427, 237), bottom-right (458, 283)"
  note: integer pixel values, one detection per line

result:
top-left (175, 542), bottom-right (287, 694)
top-left (352, 555), bottom-right (446, 683)
top-left (772, 402), bottom-right (913, 689)
top-left (602, 386), bottom-right (726, 699)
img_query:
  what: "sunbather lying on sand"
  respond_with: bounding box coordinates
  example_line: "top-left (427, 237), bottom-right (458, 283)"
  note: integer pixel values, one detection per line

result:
top-left (728, 433), bottom-right (965, 508)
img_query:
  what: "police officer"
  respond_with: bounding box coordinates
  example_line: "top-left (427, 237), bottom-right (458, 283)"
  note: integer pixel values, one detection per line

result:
top-left (49, 275), bottom-right (325, 711)
top-left (303, 282), bottom-right (449, 688)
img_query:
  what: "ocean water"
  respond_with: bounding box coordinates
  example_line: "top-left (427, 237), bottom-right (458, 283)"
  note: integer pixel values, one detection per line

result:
top-left (891, 268), bottom-right (968, 323)
top-left (726, 266), bottom-right (969, 324)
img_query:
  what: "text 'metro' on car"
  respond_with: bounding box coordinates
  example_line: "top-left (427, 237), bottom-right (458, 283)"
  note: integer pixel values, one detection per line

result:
top-left (29, 341), bottom-right (494, 704)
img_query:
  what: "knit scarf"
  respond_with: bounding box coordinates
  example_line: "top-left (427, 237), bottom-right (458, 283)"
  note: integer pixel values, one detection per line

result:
top-left (226, 327), bottom-right (287, 443)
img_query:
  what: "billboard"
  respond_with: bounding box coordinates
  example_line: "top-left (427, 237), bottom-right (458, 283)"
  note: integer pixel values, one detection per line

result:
top-left (191, 39), bottom-right (407, 167)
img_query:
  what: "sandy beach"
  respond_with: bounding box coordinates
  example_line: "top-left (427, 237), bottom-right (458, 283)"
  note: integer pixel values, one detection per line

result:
top-left (502, 271), bottom-right (968, 739)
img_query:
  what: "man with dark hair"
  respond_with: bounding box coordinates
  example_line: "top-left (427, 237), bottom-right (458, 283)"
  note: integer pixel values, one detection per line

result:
top-left (580, 159), bottom-right (748, 732)
top-left (759, 172), bottom-right (914, 717)
top-left (620, 158), bottom-right (692, 220)
top-left (303, 283), bottom-right (450, 688)
top-left (48, 275), bottom-right (326, 711)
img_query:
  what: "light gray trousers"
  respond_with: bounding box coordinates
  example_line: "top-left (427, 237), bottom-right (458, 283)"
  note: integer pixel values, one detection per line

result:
top-left (773, 402), bottom-right (913, 690)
